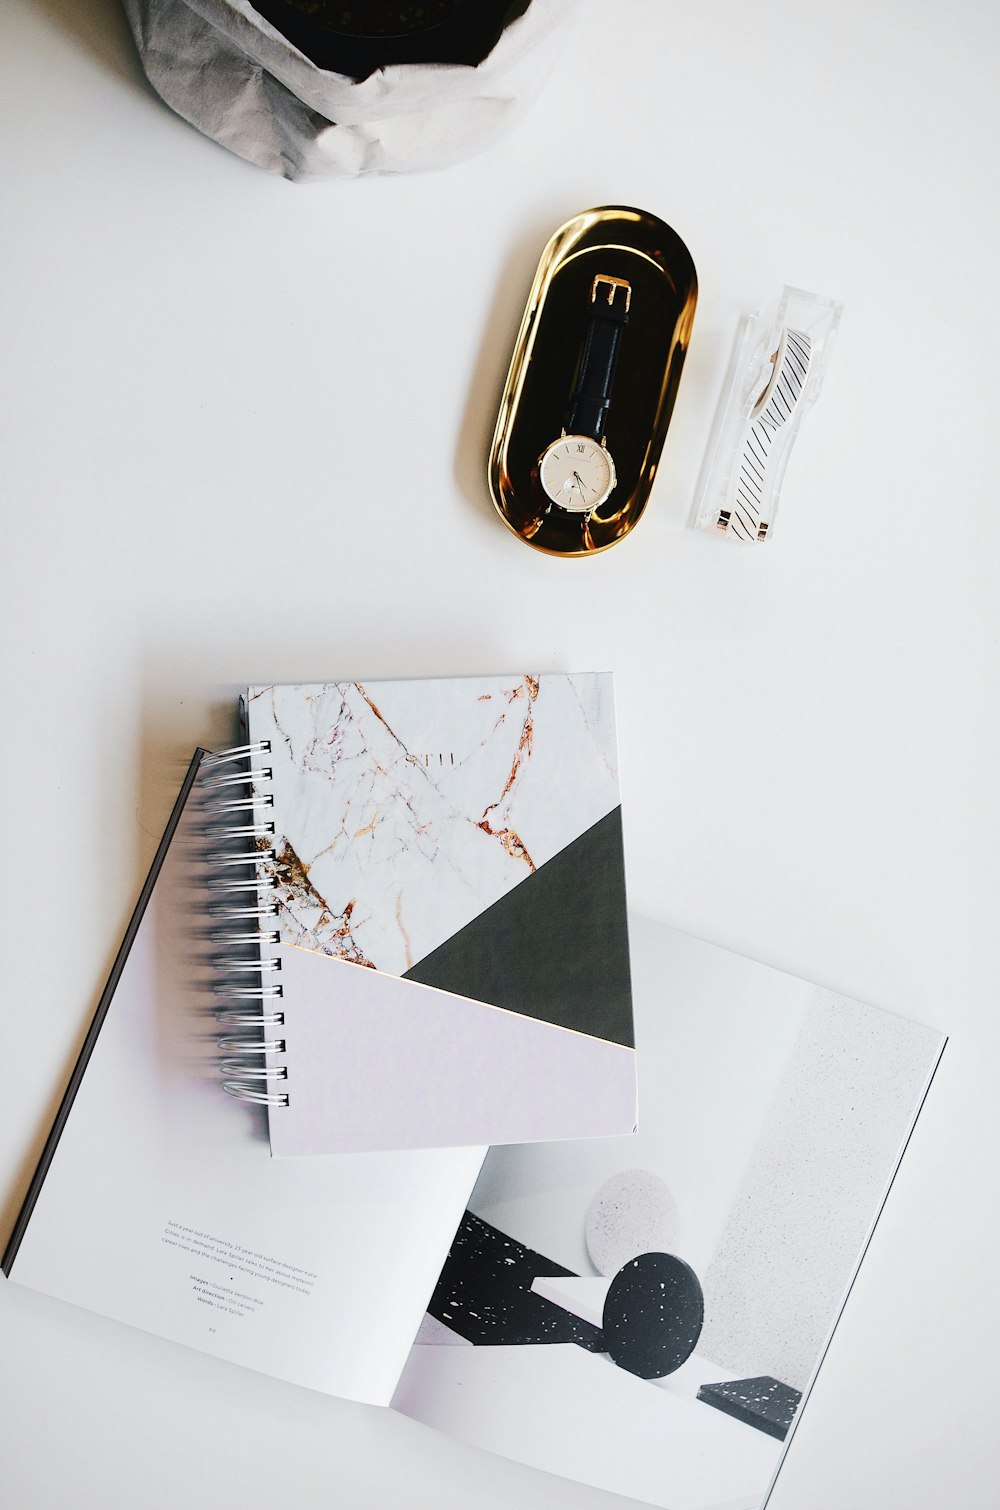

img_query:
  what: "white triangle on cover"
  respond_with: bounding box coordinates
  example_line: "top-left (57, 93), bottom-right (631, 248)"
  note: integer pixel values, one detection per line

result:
top-left (268, 944), bottom-right (637, 1157)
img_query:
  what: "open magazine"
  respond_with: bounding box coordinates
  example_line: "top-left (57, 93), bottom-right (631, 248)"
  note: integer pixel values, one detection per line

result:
top-left (3, 751), bottom-right (945, 1508)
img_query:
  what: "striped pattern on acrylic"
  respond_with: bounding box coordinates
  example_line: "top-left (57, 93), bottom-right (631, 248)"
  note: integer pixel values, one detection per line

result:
top-left (729, 327), bottom-right (812, 542)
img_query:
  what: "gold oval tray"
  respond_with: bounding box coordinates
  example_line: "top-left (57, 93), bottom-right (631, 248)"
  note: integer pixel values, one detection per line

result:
top-left (488, 206), bottom-right (697, 556)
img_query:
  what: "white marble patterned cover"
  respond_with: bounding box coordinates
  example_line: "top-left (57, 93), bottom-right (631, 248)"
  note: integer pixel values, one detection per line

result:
top-left (242, 675), bottom-right (637, 1156)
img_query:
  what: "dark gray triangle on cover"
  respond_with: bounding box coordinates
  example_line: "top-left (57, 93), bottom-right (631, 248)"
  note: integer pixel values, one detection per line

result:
top-left (404, 807), bottom-right (633, 1049)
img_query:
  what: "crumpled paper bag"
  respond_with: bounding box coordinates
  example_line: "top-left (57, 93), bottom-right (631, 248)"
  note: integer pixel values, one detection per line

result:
top-left (122, 0), bottom-right (573, 183)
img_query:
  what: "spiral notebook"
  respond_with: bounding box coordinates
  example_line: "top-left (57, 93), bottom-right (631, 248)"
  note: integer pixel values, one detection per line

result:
top-left (233, 675), bottom-right (637, 1156)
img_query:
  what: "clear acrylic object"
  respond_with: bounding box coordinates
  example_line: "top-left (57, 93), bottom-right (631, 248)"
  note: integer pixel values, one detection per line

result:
top-left (692, 287), bottom-right (842, 543)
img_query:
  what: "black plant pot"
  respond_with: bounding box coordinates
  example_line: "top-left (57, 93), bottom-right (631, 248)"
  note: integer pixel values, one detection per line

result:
top-left (251, 0), bottom-right (531, 78)
top-left (122, 0), bottom-right (570, 182)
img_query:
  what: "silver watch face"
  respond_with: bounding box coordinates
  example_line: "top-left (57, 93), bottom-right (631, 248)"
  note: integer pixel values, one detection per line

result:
top-left (538, 436), bottom-right (617, 513)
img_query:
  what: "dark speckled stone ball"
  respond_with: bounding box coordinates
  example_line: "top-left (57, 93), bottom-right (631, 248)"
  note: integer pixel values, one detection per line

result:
top-left (602, 1252), bottom-right (705, 1379)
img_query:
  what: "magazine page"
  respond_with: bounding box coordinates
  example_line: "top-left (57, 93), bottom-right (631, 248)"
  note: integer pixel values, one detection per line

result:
top-left (393, 915), bottom-right (945, 1508)
top-left (5, 756), bottom-right (484, 1406)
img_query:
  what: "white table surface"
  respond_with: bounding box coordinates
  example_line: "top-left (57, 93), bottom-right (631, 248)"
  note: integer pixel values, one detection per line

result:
top-left (1, 0), bottom-right (998, 1506)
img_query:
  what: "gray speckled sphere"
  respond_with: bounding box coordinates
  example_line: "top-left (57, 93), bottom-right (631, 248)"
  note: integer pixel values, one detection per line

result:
top-left (585, 1169), bottom-right (680, 1278)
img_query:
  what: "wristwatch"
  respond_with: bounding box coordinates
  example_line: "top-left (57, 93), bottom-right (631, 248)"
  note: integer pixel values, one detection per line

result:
top-left (538, 274), bottom-right (631, 517)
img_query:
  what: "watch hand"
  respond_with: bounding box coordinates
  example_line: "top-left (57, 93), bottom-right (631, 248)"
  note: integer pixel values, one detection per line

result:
top-left (573, 471), bottom-right (589, 498)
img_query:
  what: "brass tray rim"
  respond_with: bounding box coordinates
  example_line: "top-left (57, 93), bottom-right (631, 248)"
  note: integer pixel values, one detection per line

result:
top-left (488, 205), bottom-right (698, 559)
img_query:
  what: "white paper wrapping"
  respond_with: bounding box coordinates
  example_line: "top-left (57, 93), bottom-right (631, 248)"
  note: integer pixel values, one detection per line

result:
top-left (122, 0), bottom-right (573, 182)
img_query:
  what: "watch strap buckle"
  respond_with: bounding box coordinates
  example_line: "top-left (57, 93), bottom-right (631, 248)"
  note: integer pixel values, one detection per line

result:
top-left (591, 275), bottom-right (632, 314)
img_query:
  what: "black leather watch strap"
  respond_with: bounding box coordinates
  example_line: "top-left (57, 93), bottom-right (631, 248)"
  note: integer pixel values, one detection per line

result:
top-left (566, 276), bottom-right (631, 441)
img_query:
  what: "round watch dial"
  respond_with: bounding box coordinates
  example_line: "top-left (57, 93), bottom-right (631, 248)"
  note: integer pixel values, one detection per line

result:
top-left (538, 436), bottom-right (617, 514)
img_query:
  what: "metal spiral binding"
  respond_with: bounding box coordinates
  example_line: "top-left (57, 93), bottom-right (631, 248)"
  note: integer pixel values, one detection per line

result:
top-left (200, 741), bottom-right (289, 1108)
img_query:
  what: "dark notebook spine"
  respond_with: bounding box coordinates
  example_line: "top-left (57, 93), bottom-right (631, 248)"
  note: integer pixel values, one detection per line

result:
top-left (199, 744), bottom-right (290, 1108)
top-left (3, 750), bottom-right (208, 1276)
